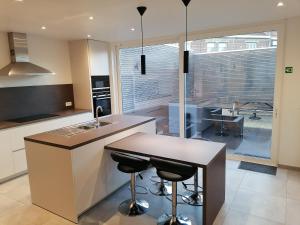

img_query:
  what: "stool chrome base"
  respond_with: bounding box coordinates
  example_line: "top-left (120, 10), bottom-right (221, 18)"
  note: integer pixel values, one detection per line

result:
top-left (150, 182), bottom-right (172, 196)
top-left (119, 199), bottom-right (149, 216)
top-left (182, 191), bottom-right (203, 206)
top-left (157, 213), bottom-right (192, 225)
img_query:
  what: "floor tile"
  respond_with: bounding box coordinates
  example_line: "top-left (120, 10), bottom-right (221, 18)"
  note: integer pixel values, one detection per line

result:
top-left (223, 209), bottom-right (284, 225)
top-left (0, 195), bottom-right (23, 218)
top-left (226, 168), bottom-right (245, 191)
top-left (1, 183), bottom-right (31, 205)
top-left (239, 172), bottom-right (287, 197)
top-left (0, 175), bottom-right (29, 195)
top-left (231, 189), bottom-right (286, 224)
top-left (226, 160), bottom-right (240, 170)
top-left (0, 204), bottom-right (56, 225)
top-left (286, 198), bottom-right (300, 225)
top-left (287, 179), bottom-right (300, 201)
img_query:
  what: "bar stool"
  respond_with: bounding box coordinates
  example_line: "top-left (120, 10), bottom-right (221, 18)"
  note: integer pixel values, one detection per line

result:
top-left (111, 152), bottom-right (150, 216)
top-left (151, 157), bottom-right (197, 225)
top-left (181, 137), bottom-right (209, 206)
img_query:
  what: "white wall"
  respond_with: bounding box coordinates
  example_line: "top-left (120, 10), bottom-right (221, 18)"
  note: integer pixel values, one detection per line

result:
top-left (278, 17), bottom-right (300, 167)
top-left (0, 32), bottom-right (72, 87)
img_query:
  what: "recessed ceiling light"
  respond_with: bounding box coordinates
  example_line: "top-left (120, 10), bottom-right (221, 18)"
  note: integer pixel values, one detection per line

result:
top-left (130, 28), bottom-right (135, 31)
top-left (89, 16), bottom-right (94, 20)
top-left (87, 34), bottom-right (91, 38)
top-left (41, 26), bottom-right (46, 30)
top-left (277, 1), bottom-right (284, 7)
top-left (15, 0), bottom-right (24, 2)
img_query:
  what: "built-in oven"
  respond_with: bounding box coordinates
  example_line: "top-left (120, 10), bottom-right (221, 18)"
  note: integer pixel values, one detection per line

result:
top-left (91, 76), bottom-right (112, 118)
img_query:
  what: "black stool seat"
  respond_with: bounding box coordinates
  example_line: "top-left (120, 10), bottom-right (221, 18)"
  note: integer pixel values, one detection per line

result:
top-left (151, 157), bottom-right (197, 182)
top-left (157, 171), bottom-right (193, 182)
top-left (111, 152), bottom-right (149, 173)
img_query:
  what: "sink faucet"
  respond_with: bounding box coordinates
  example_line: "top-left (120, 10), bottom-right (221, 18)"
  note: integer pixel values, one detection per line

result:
top-left (95, 106), bottom-right (103, 127)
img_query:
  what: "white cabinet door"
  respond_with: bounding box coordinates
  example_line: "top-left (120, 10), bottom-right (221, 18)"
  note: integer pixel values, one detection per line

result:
top-left (10, 126), bottom-right (26, 151)
top-left (0, 131), bottom-right (14, 180)
top-left (88, 40), bottom-right (109, 76)
top-left (12, 149), bottom-right (27, 174)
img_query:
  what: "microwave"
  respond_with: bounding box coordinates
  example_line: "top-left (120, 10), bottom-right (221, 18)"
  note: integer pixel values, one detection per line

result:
top-left (91, 76), bottom-right (110, 90)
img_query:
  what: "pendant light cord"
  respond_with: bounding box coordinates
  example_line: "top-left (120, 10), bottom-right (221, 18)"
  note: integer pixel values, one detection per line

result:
top-left (185, 6), bottom-right (188, 51)
top-left (141, 16), bottom-right (144, 55)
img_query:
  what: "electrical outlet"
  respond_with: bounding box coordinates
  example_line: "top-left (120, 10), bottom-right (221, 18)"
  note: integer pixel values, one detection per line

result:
top-left (65, 101), bottom-right (73, 107)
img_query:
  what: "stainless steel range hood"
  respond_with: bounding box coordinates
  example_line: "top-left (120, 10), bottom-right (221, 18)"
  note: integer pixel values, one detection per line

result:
top-left (0, 32), bottom-right (55, 76)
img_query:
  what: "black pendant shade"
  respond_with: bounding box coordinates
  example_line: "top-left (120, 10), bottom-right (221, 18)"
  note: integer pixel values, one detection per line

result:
top-left (181, 0), bottom-right (191, 74)
top-left (181, 0), bottom-right (191, 7)
top-left (137, 6), bottom-right (147, 16)
top-left (137, 6), bottom-right (147, 75)
top-left (184, 50), bottom-right (189, 73)
top-left (141, 55), bottom-right (146, 74)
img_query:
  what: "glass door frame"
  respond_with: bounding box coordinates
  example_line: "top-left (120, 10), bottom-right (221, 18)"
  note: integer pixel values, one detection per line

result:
top-left (112, 22), bottom-right (285, 166)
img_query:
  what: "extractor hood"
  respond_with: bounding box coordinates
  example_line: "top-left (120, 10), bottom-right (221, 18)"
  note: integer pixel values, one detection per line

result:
top-left (0, 32), bottom-right (55, 76)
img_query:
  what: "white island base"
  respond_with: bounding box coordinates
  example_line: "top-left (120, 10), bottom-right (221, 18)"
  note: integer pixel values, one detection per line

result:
top-left (25, 120), bottom-right (156, 223)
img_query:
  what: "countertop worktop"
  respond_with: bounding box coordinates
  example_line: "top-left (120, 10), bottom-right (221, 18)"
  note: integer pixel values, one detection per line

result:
top-left (0, 109), bottom-right (91, 130)
top-left (105, 132), bottom-right (226, 167)
top-left (24, 115), bottom-right (155, 150)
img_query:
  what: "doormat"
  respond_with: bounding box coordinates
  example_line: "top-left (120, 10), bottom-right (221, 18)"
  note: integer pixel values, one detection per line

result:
top-left (238, 161), bottom-right (277, 175)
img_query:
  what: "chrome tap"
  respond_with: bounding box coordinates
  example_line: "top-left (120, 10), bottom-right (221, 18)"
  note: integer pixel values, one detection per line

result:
top-left (95, 106), bottom-right (103, 127)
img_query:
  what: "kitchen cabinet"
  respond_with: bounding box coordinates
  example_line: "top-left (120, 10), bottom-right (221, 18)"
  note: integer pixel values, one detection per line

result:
top-left (0, 131), bottom-right (14, 180)
top-left (69, 39), bottom-right (111, 111)
top-left (88, 40), bottom-right (109, 76)
top-left (0, 112), bottom-right (93, 182)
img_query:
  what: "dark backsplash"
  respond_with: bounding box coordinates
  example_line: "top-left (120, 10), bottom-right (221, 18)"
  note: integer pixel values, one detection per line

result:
top-left (0, 84), bottom-right (74, 121)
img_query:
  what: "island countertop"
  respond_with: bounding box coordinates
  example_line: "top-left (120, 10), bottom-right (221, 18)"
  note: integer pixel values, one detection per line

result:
top-left (24, 114), bottom-right (155, 150)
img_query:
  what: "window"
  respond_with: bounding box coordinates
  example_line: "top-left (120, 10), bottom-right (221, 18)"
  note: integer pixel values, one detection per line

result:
top-left (246, 42), bottom-right (257, 49)
top-left (272, 40), bottom-right (277, 47)
top-left (207, 43), bottom-right (216, 52)
top-left (218, 42), bottom-right (227, 52)
top-left (119, 43), bottom-right (180, 136)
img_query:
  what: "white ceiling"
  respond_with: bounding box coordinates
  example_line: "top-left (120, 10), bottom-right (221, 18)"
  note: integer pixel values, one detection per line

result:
top-left (0, 0), bottom-right (300, 42)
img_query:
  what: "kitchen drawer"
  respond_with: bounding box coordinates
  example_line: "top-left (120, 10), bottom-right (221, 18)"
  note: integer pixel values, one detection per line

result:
top-left (12, 149), bottom-right (27, 174)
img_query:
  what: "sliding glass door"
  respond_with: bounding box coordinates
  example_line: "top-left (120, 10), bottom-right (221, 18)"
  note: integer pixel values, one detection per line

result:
top-left (119, 43), bottom-right (180, 136)
top-left (117, 30), bottom-right (280, 161)
top-left (184, 31), bottom-right (277, 159)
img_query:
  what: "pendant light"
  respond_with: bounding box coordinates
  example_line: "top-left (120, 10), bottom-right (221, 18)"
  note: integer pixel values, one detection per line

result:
top-left (137, 6), bottom-right (147, 75)
top-left (181, 0), bottom-right (191, 73)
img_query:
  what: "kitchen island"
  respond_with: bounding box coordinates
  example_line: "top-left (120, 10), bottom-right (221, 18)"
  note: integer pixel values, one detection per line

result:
top-left (24, 114), bottom-right (156, 223)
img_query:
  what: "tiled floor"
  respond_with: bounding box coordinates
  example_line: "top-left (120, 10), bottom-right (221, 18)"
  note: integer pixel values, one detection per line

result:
top-left (0, 160), bottom-right (299, 225)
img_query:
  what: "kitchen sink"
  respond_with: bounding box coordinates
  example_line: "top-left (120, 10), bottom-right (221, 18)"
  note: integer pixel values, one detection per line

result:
top-left (50, 120), bottom-right (111, 137)
top-left (76, 121), bottom-right (111, 130)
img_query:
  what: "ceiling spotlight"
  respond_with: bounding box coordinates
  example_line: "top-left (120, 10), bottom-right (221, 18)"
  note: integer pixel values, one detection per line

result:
top-left (130, 27), bottom-right (135, 31)
top-left (15, 0), bottom-right (24, 2)
top-left (87, 34), bottom-right (91, 38)
top-left (277, 1), bottom-right (284, 7)
top-left (89, 16), bottom-right (94, 20)
top-left (41, 26), bottom-right (46, 30)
